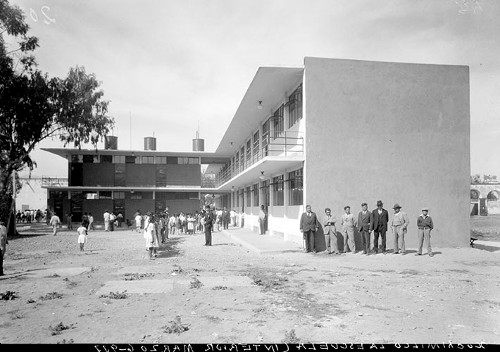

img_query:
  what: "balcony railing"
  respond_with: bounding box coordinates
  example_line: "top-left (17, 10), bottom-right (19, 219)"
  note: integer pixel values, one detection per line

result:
top-left (213, 131), bottom-right (304, 188)
top-left (42, 177), bottom-right (68, 187)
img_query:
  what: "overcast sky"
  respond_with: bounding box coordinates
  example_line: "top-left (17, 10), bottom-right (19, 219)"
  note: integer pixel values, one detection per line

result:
top-left (10, 0), bottom-right (500, 178)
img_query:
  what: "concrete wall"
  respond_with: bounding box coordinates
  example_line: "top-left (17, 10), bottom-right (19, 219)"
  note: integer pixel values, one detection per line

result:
top-left (304, 57), bottom-right (470, 248)
top-left (126, 164), bottom-right (156, 187)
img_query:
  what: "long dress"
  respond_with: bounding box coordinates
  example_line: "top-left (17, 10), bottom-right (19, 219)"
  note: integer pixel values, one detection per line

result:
top-left (144, 222), bottom-right (155, 249)
top-left (77, 226), bottom-right (87, 244)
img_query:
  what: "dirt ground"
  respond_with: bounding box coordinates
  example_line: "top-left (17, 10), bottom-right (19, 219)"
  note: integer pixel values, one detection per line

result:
top-left (1, 222), bottom-right (499, 344)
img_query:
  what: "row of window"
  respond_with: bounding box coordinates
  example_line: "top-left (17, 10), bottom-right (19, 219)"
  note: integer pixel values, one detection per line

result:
top-left (234, 168), bottom-right (303, 207)
top-left (222, 84), bottom-right (303, 177)
top-left (50, 190), bottom-right (199, 200)
top-left (72, 155), bottom-right (200, 165)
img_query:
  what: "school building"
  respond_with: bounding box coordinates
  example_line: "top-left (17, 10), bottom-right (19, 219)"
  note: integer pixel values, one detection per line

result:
top-left (44, 57), bottom-right (470, 248)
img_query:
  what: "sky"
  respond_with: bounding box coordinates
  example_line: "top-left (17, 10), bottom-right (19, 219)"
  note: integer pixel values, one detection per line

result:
top-left (7, 0), bottom-right (500, 178)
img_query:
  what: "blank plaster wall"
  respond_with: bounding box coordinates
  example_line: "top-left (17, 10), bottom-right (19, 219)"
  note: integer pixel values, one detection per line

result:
top-left (304, 57), bottom-right (470, 248)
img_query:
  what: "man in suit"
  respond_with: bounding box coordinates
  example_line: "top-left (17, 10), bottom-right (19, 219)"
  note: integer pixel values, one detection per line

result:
top-left (371, 200), bottom-right (389, 254)
top-left (222, 207), bottom-right (230, 230)
top-left (203, 205), bottom-right (214, 246)
top-left (322, 208), bottom-right (339, 255)
top-left (300, 205), bottom-right (320, 253)
top-left (357, 203), bottom-right (373, 255)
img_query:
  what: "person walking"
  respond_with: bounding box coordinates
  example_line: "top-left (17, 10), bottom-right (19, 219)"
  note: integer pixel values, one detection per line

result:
top-left (77, 222), bottom-right (88, 252)
top-left (300, 205), bottom-right (320, 253)
top-left (203, 206), bottom-right (214, 246)
top-left (88, 213), bottom-right (94, 231)
top-left (322, 208), bottom-right (339, 254)
top-left (103, 210), bottom-right (110, 232)
top-left (341, 206), bottom-right (357, 253)
top-left (50, 212), bottom-right (61, 236)
top-left (0, 221), bottom-right (7, 276)
top-left (371, 200), bottom-right (389, 254)
top-left (144, 213), bottom-right (156, 259)
top-left (258, 205), bottom-right (267, 235)
top-left (357, 203), bottom-right (373, 255)
top-left (416, 207), bottom-right (434, 257)
top-left (391, 203), bottom-right (409, 254)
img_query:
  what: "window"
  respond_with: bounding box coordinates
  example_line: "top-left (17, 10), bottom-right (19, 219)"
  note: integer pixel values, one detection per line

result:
top-left (125, 156), bottom-right (136, 164)
top-left (101, 155), bottom-right (112, 163)
top-left (240, 146), bottom-right (245, 170)
top-left (113, 155), bottom-right (125, 163)
top-left (288, 168), bottom-right (303, 206)
top-left (83, 191), bottom-right (98, 200)
top-left (114, 164), bottom-right (126, 186)
top-left (260, 180), bottom-right (270, 207)
top-left (252, 183), bottom-right (259, 207)
top-left (288, 84), bottom-right (302, 128)
top-left (272, 175), bottom-right (284, 206)
top-left (135, 156), bottom-right (142, 164)
top-left (83, 155), bottom-right (97, 163)
top-left (246, 139), bottom-right (251, 165)
top-left (130, 192), bottom-right (142, 199)
top-left (142, 156), bottom-right (154, 164)
top-left (71, 154), bottom-right (82, 163)
top-left (114, 191), bottom-right (125, 199)
top-left (155, 156), bottom-right (167, 164)
top-left (252, 131), bottom-right (259, 161)
top-left (178, 157), bottom-right (199, 165)
top-left (246, 186), bottom-right (251, 207)
top-left (99, 191), bottom-right (112, 199)
top-left (273, 104), bottom-right (284, 139)
top-left (262, 119), bottom-right (270, 156)
top-left (235, 152), bottom-right (239, 173)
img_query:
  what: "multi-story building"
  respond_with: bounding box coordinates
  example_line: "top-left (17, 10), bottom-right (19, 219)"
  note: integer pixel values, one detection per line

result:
top-left (44, 57), bottom-right (470, 248)
top-left (207, 57), bottom-right (470, 248)
top-left (43, 136), bottom-right (230, 223)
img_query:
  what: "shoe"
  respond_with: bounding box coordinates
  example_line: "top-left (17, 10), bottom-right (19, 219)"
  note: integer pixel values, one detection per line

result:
top-left (415, 253), bottom-right (422, 256)
top-left (365, 252), bottom-right (369, 256)
top-left (429, 252), bottom-right (434, 257)
top-left (400, 252), bottom-right (406, 255)
top-left (393, 251), bottom-right (399, 254)
top-left (383, 251), bottom-right (387, 255)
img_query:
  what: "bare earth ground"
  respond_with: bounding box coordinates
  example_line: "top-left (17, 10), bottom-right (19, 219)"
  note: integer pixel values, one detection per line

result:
top-left (1, 221), bottom-right (499, 344)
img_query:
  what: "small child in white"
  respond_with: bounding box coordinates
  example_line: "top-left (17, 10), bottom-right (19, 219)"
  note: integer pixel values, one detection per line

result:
top-left (77, 222), bottom-right (88, 251)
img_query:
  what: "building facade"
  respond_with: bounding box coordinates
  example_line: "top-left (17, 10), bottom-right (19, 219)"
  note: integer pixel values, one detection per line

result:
top-left (208, 57), bottom-right (470, 248)
top-left (43, 57), bottom-right (470, 248)
top-left (43, 138), bottom-right (230, 223)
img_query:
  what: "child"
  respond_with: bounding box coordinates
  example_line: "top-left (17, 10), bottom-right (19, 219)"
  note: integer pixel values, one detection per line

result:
top-left (77, 223), bottom-right (88, 251)
top-left (144, 214), bottom-right (155, 259)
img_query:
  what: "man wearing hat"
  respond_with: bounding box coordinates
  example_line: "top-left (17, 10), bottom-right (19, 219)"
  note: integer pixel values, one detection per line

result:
top-left (416, 207), bottom-right (434, 257)
top-left (341, 206), bottom-right (357, 253)
top-left (322, 208), bottom-right (339, 255)
top-left (390, 203), bottom-right (409, 254)
top-left (371, 200), bottom-right (389, 254)
top-left (357, 203), bottom-right (373, 255)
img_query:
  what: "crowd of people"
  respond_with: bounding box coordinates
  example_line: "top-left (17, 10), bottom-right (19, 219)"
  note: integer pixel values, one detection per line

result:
top-left (16, 209), bottom-right (45, 224)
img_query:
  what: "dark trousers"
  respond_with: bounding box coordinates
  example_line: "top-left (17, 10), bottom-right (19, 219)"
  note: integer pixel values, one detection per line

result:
top-left (303, 230), bottom-right (315, 252)
top-left (373, 230), bottom-right (386, 252)
top-left (223, 220), bottom-right (229, 230)
top-left (361, 230), bottom-right (370, 253)
top-left (259, 219), bottom-right (265, 234)
top-left (204, 227), bottom-right (212, 246)
top-left (0, 248), bottom-right (3, 275)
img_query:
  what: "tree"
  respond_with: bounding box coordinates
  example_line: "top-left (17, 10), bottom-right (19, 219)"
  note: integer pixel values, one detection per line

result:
top-left (0, 0), bottom-right (114, 226)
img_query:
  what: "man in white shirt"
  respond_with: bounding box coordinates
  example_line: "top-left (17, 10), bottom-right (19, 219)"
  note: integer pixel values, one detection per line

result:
top-left (135, 212), bottom-right (143, 233)
top-left (341, 206), bottom-right (357, 253)
top-left (109, 212), bottom-right (116, 231)
top-left (103, 210), bottom-right (110, 231)
top-left (391, 203), bottom-right (409, 254)
top-left (50, 213), bottom-right (61, 236)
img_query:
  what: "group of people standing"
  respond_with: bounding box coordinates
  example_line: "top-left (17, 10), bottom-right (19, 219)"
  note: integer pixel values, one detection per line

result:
top-left (300, 200), bottom-right (434, 257)
top-left (16, 209), bottom-right (44, 223)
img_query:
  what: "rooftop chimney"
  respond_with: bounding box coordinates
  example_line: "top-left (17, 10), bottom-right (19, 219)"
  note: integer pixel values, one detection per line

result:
top-left (144, 136), bottom-right (157, 151)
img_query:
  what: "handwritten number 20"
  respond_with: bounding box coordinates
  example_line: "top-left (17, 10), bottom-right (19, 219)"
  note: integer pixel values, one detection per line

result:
top-left (29, 6), bottom-right (56, 25)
